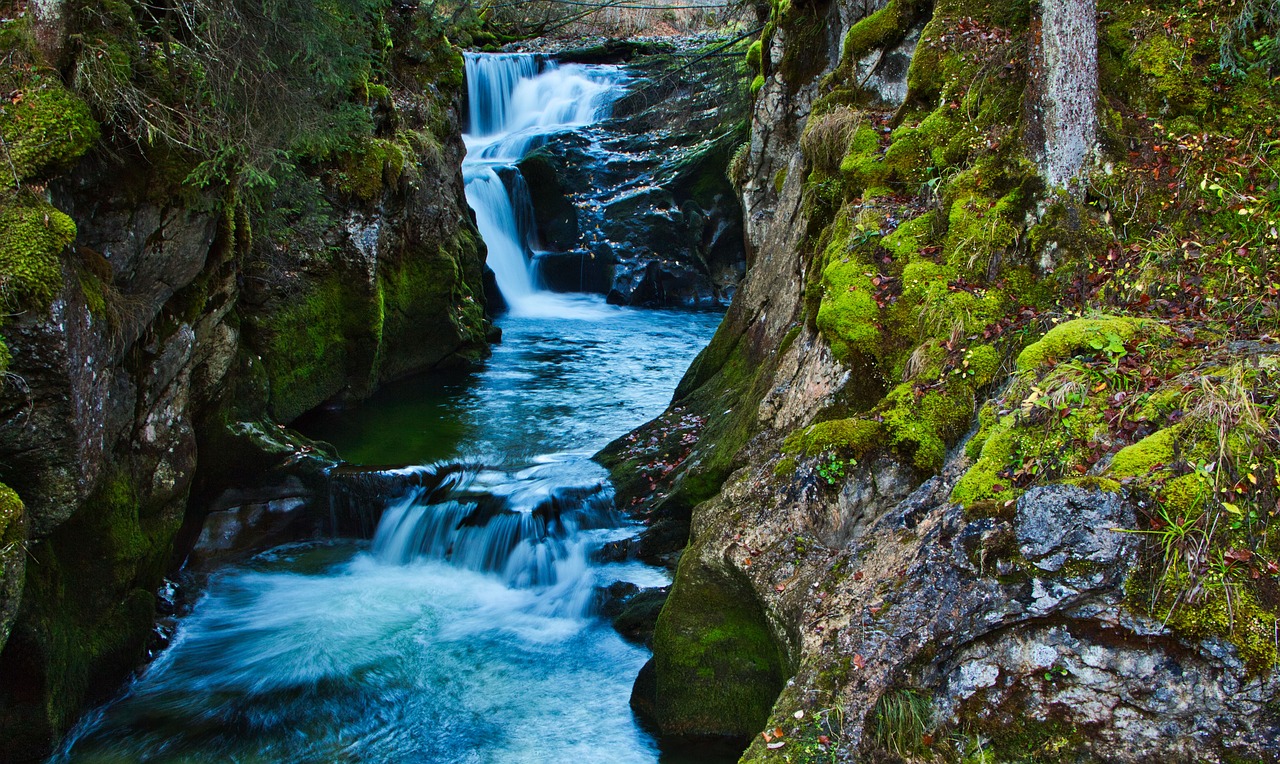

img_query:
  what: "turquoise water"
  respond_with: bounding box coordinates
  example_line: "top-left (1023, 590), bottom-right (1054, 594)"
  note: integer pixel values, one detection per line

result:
top-left (54, 298), bottom-right (726, 763)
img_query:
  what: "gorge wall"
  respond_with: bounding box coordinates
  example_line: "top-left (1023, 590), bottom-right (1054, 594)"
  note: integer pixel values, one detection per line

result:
top-left (0, 1), bottom-right (490, 756)
top-left (612, 0), bottom-right (1280, 760)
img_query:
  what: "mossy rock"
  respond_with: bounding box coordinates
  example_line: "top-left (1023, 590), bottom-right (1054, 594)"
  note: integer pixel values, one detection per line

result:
top-left (0, 194), bottom-right (77, 312)
top-left (253, 272), bottom-right (382, 423)
top-left (646, 552), bottom-right (788, 739)
top-left (0, 75), bottom-right (99, 190)
top-left (0, 467), bottom-right (178, 756)
top-left (1014, 316), bottom-right (1164, 372)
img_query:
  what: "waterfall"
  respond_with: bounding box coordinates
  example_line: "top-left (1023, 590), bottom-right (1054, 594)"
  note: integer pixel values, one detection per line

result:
top-left (462, 52), bottom-right (627, 315)
top-left (339, 461), bottom-right (625, 617)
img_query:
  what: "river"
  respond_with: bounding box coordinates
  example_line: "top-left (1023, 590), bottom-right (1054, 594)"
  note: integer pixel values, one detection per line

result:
top-left (51, 54), bottom-right (729, 763)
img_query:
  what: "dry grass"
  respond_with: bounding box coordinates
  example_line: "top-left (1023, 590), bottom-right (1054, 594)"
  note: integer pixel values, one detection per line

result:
top-left (800, 106), bottom-right (862, 175)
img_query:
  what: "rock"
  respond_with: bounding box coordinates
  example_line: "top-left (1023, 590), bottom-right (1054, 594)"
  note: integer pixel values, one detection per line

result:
top-left (612, 586), bottom-right (669, 645)
top-left (1015, 485), bottom-right (1133, 573)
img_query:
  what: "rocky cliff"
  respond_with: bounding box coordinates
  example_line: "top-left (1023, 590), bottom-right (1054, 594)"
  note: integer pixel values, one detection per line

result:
top-left (611, 0), bottom-right (1280, 760)
top-left (0, 1), bottom-right (490, 756)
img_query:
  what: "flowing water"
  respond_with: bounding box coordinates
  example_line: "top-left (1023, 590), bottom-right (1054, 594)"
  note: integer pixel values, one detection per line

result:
top-left (52, 55), bottom-right (729, 763)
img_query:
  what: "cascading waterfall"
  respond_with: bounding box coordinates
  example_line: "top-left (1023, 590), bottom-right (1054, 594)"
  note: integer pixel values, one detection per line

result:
top-left (462, 52), bottom-right (628, 315)
top-left (51, 52), bottom-right (731, 764)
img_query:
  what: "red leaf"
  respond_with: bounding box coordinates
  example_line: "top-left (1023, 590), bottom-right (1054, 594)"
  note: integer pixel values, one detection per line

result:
top-left (852, 654), bottom-right (866, 670)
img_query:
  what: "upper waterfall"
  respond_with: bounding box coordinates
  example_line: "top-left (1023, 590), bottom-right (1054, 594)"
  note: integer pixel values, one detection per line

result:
top-left (461, 52), bottom-right (628, 315)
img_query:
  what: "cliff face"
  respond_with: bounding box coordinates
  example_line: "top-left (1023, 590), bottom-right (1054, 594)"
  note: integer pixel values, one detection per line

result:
top-left (617, 0), bottom-right (1280, 759)
top-left (0, 1), bottom-right (489, 756)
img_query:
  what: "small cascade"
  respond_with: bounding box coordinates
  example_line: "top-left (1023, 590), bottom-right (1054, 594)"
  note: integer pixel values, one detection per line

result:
top-left (331, 459), bottom-right (625, 616)
top-left (462, 52), bottom-right (628, 313)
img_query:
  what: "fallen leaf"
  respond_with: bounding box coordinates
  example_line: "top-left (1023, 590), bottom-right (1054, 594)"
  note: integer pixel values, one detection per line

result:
top-left (852, 654), bottom-right (866, 670)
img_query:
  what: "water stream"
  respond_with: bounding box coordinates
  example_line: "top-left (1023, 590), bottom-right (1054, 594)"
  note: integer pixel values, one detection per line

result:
top-left (52, 55), bottom-right (729, 763)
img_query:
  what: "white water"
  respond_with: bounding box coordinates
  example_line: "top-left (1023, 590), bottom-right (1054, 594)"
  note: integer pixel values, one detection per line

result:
top-left (52, 55), bottom-right (732, 764)
top-left (462, 53), bottom-right (628, 316)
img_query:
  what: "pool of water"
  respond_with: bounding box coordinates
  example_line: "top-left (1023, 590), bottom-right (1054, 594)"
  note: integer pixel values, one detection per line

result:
top-left (53, 298), bottom-right (728, 764)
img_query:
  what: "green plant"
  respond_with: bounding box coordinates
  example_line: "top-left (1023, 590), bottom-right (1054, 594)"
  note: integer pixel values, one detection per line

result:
top-left (872, 688), bottom-right (932, 757)
top-left (817, 453), bottom-right (854, 485)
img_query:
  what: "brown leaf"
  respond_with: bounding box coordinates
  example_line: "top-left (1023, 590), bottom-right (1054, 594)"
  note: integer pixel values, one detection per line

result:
top-left (852, 654), bottom-right (866, 670)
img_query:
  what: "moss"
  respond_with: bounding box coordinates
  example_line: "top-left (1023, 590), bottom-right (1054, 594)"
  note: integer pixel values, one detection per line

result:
top-left (952, 414), bottom-right (1019, 507)
top-left (1058, 476), bottom-right (1123, 493)
top-left (746, 39), bottom-right (764, 72)
top-left (751, 74), bottom-right (766, 95)
top-left (1014, 316), bottom-right (1158, 372)
top-left (838, 124), bottom-right (888, 193)
top-left (0, 466), bottom-right (177, 752)
top-left (1164, 583), bottom-right (1279, 671)
top-left (333, 137), bottom-right (408, 201)
top-left (880, 211), bottom-right (937, 259)
top-left (255, 273), bottom-right (381, 422)
top-left (0, 333), bottom-right (10, 375)
top-left (814, 208), bottom-right (882, 365)
top-left (841, 0), bottom-right (928, 65)
top-left (784, 417), bottom-right (884, 459)
top-left (966, 400), bottom-right (999, 459)
top-left (881, 378), bottom-right (977, 471)
top-left (0, 75), bottom-right (99, 190)
top-left (943, 191), bottom-right (1022, 279)
top-left (0, 195), bottom-right (77, 312)
top-left (650, 552), bottom-right (788, 738)
top-left (0, 483), bottom-right (22, 551)
top-left (1108, 425), bottom-right (1183, 477)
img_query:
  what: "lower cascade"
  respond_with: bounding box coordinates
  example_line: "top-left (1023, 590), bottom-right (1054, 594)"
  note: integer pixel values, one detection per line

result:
top-left (48, 53), bottom-right (725, 763)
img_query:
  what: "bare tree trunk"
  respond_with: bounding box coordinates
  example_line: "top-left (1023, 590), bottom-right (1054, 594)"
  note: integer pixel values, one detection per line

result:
top-left (1030, 0), bottom-right (1098, 193)
top-left (30, 0), bottom-right (69, 66)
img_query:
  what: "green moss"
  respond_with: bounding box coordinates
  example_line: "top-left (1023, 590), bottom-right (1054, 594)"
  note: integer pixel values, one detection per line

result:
top-left (0, 195), bottom-right (77, 312)
top-left (0, 333), bottom-right (10, 375)
top-left (1164, 583), bottom-right (1278, 671)
top-left (256, 274), bottom-right (380, 422)
top-left (651, 552), bottom-right (788, 738)
top-left (838, 124), bottom-right (888, 193)
top-left (0, 466), bottom-right (178, 750)
top-left (0, 75), bottom-right (99, 190)
top-left (784, 417), bottom-right (884, 459)
top-left (746, 39), bottom-right (763, 72)
top-left (1108, 425), bottom-right (1183, 478)
top-left (880, 211), bottom-right (937, 260)
top-left (1014, 316), bottom-right (1157, 372)
top-left (841, 0), bottom-right (928, 65)
top-left (881, 379), bottom-right (977, 472)
top-left (952, 414), bottom-right (1019, 507)
top-left (943, 192), bottom-right (1021, 279)
top-left (1058, 476), bottom-right (1122, 493)
top-left (333, 137), bottom-right (407, 201)
top-left (0, 483), bottom-right (22, 551)
top-left (751, 74), bottom-right (766, 95)
top-left (814, 208), bottom-right (883, 365)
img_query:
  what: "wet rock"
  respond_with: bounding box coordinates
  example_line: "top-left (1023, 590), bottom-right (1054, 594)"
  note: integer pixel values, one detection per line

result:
top-left (612, 586), bottom-right (669, 646)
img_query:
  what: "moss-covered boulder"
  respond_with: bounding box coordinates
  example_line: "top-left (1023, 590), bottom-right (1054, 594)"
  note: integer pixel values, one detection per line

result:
top-left (638, 546), bottom-right (788, 741)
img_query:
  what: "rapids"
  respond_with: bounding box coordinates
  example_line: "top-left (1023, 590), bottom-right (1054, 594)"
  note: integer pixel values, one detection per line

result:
top-left (52, 54), bottom-right (729, 764)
